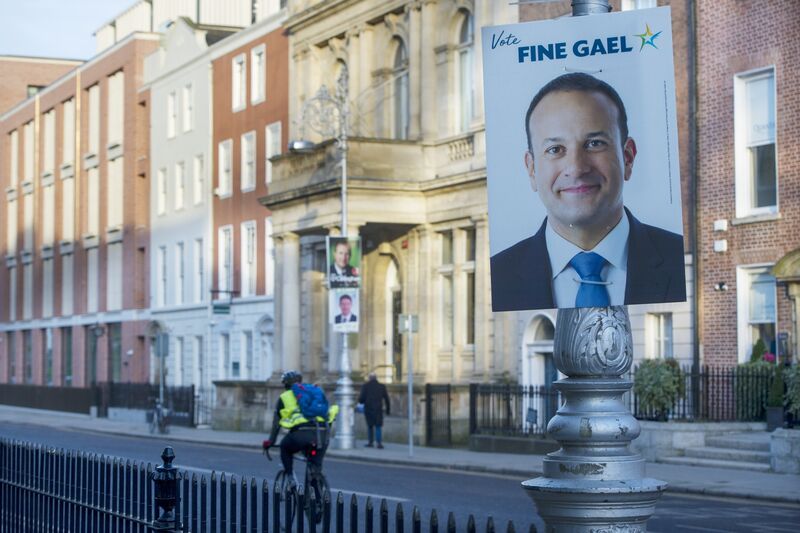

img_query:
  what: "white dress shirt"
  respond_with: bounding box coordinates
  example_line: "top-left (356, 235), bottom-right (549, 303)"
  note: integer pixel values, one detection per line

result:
top-left (546, 214), bottom-right (629, 308)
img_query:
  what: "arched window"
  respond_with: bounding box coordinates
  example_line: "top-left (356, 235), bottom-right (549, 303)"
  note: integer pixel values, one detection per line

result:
top-left (456, 11), bottom-right (474, 133)
top-left (392, 39), bottom-right (410, 140)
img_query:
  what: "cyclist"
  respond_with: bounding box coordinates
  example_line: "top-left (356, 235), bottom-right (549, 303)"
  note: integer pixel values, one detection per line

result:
top-left (262, 371), bottom-right (339, 479)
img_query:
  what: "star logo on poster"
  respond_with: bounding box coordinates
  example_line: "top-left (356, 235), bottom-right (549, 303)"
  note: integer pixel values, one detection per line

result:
top-left (635, 24), bottom-right (662, 51)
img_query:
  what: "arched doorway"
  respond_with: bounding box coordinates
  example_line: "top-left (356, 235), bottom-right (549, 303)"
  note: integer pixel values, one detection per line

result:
top-left (521, 315), bottom-right (557, 431)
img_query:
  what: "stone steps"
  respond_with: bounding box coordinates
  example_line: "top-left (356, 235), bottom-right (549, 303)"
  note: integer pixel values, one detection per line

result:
top-left (683, 446), bottom-right (771, 464)
top-left (706, 435), bottom-right (770, 452)
top-left (659, 455), bottom-right (771, 472)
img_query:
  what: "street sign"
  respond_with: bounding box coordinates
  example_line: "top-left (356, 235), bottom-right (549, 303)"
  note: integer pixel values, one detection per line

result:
top-left (398, 314), bottom-right (418, 333)
top-left (212, 302), bottom-right (231, 315)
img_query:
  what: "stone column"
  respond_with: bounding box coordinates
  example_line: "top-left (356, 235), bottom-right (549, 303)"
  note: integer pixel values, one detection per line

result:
top-left (523, 307), bottom-right (666, 532)
top-left (407, 1), bottom-right (422, 139)
top-left (279, 232), bottom-right (301, 372)
top-left (420, 0), bottom-right (437, 139)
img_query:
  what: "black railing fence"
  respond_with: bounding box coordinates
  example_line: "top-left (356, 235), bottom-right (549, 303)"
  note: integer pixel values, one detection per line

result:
top-left (469, 365), bottom-right (780, 436)
top-left (469, 384), bottom-right (561, 437)
top-left (0, 439), bottom-right (536, 532)
top-left (627, 364), bottom-right (776, 422)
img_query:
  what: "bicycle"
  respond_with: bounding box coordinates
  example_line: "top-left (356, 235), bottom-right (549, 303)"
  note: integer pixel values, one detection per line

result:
top-left (265, 442), bottom-right (330, 525)
top-left (149, 399), bottom-right (170, 435)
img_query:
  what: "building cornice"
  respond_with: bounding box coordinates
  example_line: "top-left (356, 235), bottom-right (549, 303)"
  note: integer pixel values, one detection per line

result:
top-left (0, 55), bottom-right (84, 66)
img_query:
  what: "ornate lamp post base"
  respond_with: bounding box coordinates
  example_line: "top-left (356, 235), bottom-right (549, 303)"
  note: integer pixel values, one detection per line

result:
top-left (523, 307), bottom-right (666, 532)
top-left (332, 372), bottom-right (356, 450)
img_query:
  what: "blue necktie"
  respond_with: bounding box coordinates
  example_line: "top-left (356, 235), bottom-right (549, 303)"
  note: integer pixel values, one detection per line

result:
top-left (569, 252), bottom-right (610, 307)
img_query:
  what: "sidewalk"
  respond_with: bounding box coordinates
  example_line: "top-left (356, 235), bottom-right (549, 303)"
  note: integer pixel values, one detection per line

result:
top-left (1, 405), bottom-right (798, 505)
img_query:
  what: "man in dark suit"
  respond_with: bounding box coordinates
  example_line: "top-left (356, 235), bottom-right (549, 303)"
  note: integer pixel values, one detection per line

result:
top-left (490, 73), bottom-right (685, 311)
top-left (329, 241), bottom-right (358, 277)
top-left (334, 294), bottom-right (357, 323)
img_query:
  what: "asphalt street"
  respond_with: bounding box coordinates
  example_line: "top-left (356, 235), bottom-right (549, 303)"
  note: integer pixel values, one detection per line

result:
top-left (2, 422), bottom-right (798, 532)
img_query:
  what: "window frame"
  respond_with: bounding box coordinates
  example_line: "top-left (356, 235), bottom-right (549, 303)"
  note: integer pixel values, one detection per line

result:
top-left (232, 53), bottom-right (247, 112)
top-left (250, 44), bottom-right (266, 105)
top-left (736, 264), bottom-right (777, 363)
top-left (217, 139), bottom-right (233, 198)
top-left (241, 131), bottom-right (256, 192)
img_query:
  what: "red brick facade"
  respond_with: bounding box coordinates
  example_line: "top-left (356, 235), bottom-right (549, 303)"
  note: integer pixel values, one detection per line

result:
top-left (0, 57), bottom-right (82, 116)
top-left (696, 0), bottom-right (800, 365)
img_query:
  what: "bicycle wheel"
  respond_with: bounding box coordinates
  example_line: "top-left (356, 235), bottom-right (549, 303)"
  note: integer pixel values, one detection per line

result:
top-left (306, 470), bottom-right (329, 524)
top-left (274, 470), bottom-right (297, 526)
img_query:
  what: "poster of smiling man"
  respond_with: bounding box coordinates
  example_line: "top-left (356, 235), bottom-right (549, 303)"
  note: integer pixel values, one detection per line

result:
top-left (327, 236), bottom-right (362, 289)
top-left (481, 7), bottom-right (686, 312)
top-left (330, 289), bottom-right (359, 333)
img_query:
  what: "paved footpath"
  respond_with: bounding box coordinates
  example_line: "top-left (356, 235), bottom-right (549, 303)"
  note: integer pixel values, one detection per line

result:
top-left (1, 405), bottom-right (798, 505)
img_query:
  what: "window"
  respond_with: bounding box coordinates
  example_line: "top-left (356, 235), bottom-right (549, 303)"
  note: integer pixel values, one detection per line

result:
top-left (62, 177), bottom-right (75, 242)
top-left (392, 39), bottom-right (409, 140)
top-left (182, 84), bottom-right (193, 132)
top-left (107, 242), bottom-right (122, 310)
top-left (241, 221), bottom-right (257, 297)
top-left (44, 329), bottom-right (53, 385)
top-left (464, 227), bottom-right (476, 345)
top-left (646, 313), bottom-right (673, 358)
top-left (241, 131), bottom-right (256, 191)
top-left (265, 122), bottom-right (281, 184)
top-left (62, 255), bottom-right (74, 315)
top-left (23, 263), bottom-right (33, 320)
top-left (62, 98), bottom-right (75, 166)
top-left (167, 91), bottom-right (177, 139)
top-left (9, 130), bottom-right (19, 183)
top-left (193, 335), bottom-right (204, 386)
top-left (86, 248), bottom-right (98, 313)
top-left (243, 331), bottom-right (253, 379)
top-left (440, 231), bottom-right (454, 347)
top-left (27, 85), bottom-right (43, 97)
top-left (42, 257), bottom-right (54, 318)
top-left (175, 242), bottom-right (185, 305)
top-left (107, 157), bottom-right (124, 228)
top-left (88, 84), bottom-right (100, 154)
top-left (218, 226), bottom-right (233, 293)
top-left (87, 168), bottom-right (99, 234)
top-left (232, 54), bottom-right (246, 111)
top-left (220, 333), bottom-right (231, 379)
top-left (23, 190), bottom-right (34, 251)
top-left (62, 328), bottom-right (73, 386)
top-left (23, 330), bottom-right (32, 384)
top-left (174, 337), bottom-right (184, 385)
top-left (6, 194), bottom-right (17, 255)
top-left (456, 11), bottom-right (474, 133)
top-left (107, 71), bottom-right (124, 147)
top-left (8, 267), bottom-right (17, 322)
top-left (251, 44), bottom-right (266, 104)
top-left (621, 0), bottom-right (657, 9)
top-left (175, 161), bottom-right (185, 210)
top-left (157, 246), bottom-right (167, 307)
top-left (108, 324), bottom-right (122, 383)
top-left (43, 109), bottom-right (56, 175)
top-left (737, 266), bottom-right (777, 363)
top-left (23, 121), bottom-right (34, 180)
top-left (735, 68), bottom-right (777, 217)
top-left (218, 140), bottom-right (232, 197)
top-left (43, 185), bottom-right (55, 247)
top-left (194, 238), bottom-right (204, 303)
top-left (265, 217), bottom-right (274, 297)
top-left (157, 168), bottom-right (167, 215)
top-left (193, 154), bottom-right (204, 205)
top-left (7, 332), bottom-right (16, 383)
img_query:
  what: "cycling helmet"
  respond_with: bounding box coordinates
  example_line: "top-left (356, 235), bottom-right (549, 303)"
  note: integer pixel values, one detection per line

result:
top-left (281, 370), bottom-right (302, 387)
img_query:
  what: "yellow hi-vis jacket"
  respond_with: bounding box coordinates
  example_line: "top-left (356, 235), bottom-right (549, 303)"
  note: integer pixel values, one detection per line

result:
top-left (278, 389), bottom-right (340, 429)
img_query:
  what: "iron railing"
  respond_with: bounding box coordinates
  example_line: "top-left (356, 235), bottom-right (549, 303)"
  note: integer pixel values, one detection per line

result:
top-left (469, 384), bottom-right (561, 437)
top-left (628, 364), bottom-right (776, 422)
top-left (0, 439), bottom-right (536, 532)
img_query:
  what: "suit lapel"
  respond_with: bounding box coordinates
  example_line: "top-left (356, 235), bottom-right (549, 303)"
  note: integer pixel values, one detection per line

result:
top-left (517, 220), bottom-right (555, 309)
top-left (624, 209), bottom-right (670, 304)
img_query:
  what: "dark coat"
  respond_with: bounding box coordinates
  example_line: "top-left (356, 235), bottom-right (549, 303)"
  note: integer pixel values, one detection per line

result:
top-left (358, 379), bottom-right (390, 426)
top-left (489, 208), bottom-right (686, 311)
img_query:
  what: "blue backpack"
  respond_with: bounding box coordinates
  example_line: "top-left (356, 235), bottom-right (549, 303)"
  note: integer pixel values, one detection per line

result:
top-left (291, 383), bottom-right (329, 420)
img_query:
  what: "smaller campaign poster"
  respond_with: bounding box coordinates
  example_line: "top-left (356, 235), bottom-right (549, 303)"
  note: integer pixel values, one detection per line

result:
top-left (327, 236), bottom-right (361, 289)
top-left (330, 289), bottom-right (359, 333)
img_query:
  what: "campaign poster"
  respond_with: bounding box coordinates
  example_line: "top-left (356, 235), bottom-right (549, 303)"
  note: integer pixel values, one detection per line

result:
top-left (327, 236), bottom-right (361, 289)
top-left (330, 289), bottom-right (359, 333)
top-left (482, 7), bottom-right (686, 312)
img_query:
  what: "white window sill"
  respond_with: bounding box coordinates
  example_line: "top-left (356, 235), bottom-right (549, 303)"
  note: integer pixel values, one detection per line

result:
top-left (731, 212), bottom-right (781, 226)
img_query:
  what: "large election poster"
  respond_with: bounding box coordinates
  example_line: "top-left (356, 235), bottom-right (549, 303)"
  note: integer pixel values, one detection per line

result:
top-left (482, 7), bottom-right (686, 312)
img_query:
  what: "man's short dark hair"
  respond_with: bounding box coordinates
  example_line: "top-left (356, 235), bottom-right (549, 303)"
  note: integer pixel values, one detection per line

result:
top-left (524, 72), bottom-right (629, 152)
top-left (339, 294), bottom-right (352, 304)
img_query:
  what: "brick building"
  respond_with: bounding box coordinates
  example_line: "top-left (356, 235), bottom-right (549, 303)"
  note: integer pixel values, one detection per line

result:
top-left (0, 56), bottom-right (84, 115)
top-left (695, 0), bottom-right (800, 365)
top-left (0, 33), bottom-right (159, 387)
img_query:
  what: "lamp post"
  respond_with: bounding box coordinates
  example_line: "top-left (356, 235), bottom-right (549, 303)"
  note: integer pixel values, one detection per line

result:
top-left (520, 1), bottom-right (667, 531)
top-left (292, 67), bottom-right (356, 449)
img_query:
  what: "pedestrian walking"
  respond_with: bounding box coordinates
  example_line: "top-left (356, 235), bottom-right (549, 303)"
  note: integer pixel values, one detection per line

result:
top-left (358, 372), bottom-right (390, 448)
